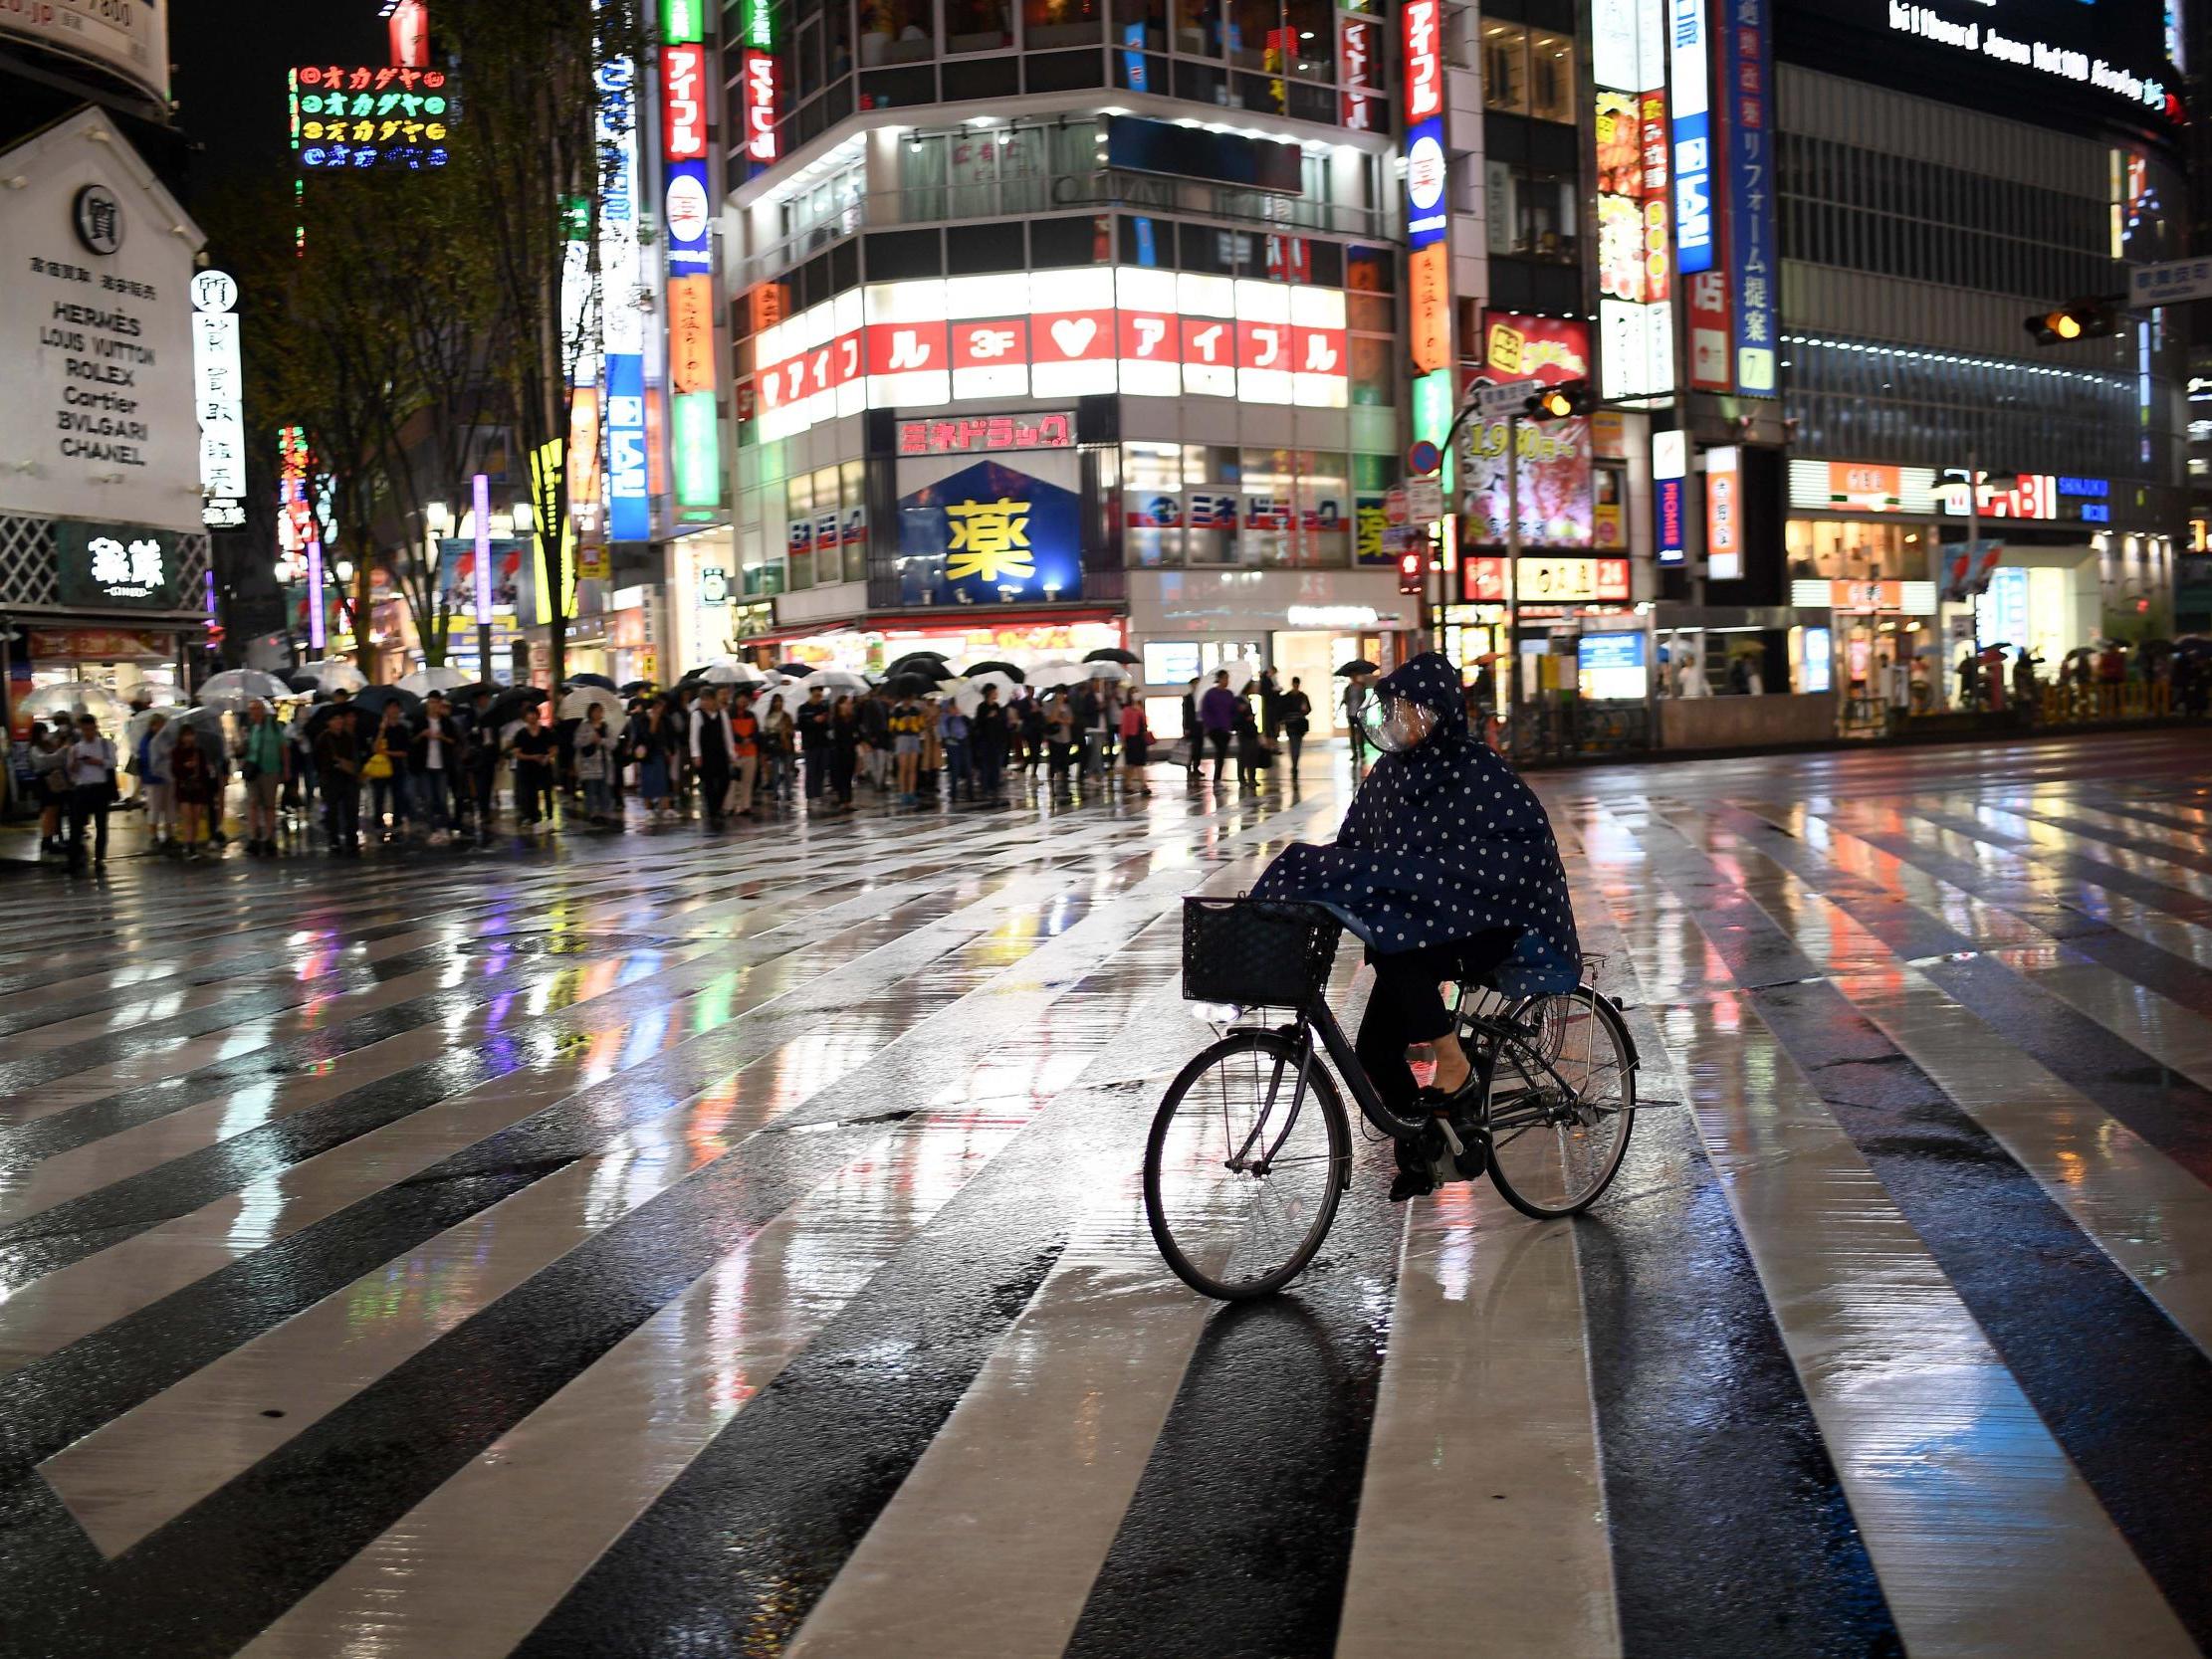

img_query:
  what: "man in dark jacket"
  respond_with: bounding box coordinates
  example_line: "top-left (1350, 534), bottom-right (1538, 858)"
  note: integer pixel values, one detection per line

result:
top-left (691, 686), bottom-right (736, 829)
top-left (971, 684), bottom-right (1009, 799)
top-left (858, 690), bottom-right (891, 790)
top-left (795, 685), bottom-right (832, 800)
top-left (411, 693), bottom-right (468, 845)
top-left (314, 707), bottom-right (362, 856)
top-left (463, 688), bottom-right (502, 841)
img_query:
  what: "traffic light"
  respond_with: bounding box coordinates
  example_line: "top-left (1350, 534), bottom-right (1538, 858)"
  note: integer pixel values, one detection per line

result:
top-left (1398, 548), bottom-right (1425, 594)
top-left (1524, 378), bottom-right (1594, 420)
top-left (2025, 298), bottom-right (2121, 345)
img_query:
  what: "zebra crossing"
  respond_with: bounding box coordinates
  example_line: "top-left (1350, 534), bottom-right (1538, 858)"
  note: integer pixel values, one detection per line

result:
top-left (1, 730), bottom-right (2210, 1657)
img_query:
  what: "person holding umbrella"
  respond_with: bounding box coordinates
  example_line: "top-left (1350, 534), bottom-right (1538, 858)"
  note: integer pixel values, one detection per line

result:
top-left (573, 702), bottom-right (615, 825)
top-left (729, 690), bottom-right (763, 818)
top-left (1339, 659), bottom-right (1380, 770)
top-left (462, 687), bottom-right (502, 838)
top-left (1181, 676), bottom-right (1203, 783)
top-left (888, 685), bottom-right (926, 805)
top-left (363, 701), bottom-right (415, 842)
top-left (234, 699), bottom-right (288, 857)
top-left (136, 712), bottom-right (174, 853)
top-left (172, 720), bottom-right (220, 861)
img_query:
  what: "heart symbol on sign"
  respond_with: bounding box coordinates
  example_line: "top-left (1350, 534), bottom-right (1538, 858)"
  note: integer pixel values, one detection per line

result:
top-left (1049, 317), bottom-right (1097, 357)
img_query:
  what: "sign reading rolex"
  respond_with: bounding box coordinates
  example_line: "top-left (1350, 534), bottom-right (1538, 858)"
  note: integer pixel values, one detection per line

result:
top-left (55, 522), bottom-right (186, 609)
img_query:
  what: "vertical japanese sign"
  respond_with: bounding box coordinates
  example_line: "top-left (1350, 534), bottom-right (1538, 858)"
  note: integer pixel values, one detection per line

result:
top-left (1339, 16), bottom-right (1378, 130)
top-left (596, 32), bottom-right (650, 542)
top-left (1653, 429), bottom-right (1686, 565)
top-left (663, 0), bottom-right (721, 510)
top-left (1705, 444), bottom-right (1740, 580)
top-left (1670, 0), bottom-right (1713, 276)
top-left (189, 270), bottom-right (246, 529)
top-left (1724, 0), bottom-right (1777, 395)
top-left (472, 472), bottom-right (495, 623)
top-left (1594, 0), bottom-right (1674, 400)
top-left (1403, 0), bottom-right (1450, 461)
top-left (741, 0), bottom-right (779, 167)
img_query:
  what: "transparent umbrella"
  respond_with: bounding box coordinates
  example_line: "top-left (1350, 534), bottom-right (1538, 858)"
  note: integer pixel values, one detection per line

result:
top-left (124, 704), bottom-right (188, 754)
top-left (695, 660), bottom-right (770, 685)
top-left (149, 705), bottom-right (226, 762)
top-left (195, 669), bottom-right (293, 711)
top-left (396, 665), bottom-right (473, 696)
top-left (297, 659), bottom-right (369, 694)
top-left (21, 681), bottom-right (125, 725)
top-left (1085, 660), bottom-right (1134, 684)
top-left (804, 669), bottom-right (872, 694)
top-left (558, 686), bottom-right (624, 721)
top-left (1215, 658), bottom-right (1259, 694)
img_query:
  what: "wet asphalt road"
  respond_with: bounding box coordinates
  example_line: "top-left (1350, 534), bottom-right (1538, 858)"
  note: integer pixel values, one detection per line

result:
top-left (2, 730), bottom-right (2211, 1658)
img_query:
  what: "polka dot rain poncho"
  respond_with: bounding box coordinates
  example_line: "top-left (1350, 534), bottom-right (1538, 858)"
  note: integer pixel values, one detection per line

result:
top-left (1251, 651), bottom-right (1582, 997)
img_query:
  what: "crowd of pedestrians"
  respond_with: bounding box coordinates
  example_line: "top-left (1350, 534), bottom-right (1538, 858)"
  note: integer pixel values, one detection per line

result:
top-left (16, 663), bottom-right (1338, 869)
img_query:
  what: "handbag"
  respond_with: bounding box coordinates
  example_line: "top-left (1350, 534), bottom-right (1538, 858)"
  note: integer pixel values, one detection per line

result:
top-left (362, 749), bottom-right (394, 780)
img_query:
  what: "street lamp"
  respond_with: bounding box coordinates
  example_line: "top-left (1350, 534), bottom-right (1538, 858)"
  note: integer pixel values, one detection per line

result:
top-left (424, 501), bottom-right (453, 535)
top-left (334, 558), bottom-right (355, 582)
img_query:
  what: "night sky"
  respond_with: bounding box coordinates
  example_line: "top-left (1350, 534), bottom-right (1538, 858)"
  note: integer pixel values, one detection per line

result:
top-left (168, 0), bottom-right (381, 189)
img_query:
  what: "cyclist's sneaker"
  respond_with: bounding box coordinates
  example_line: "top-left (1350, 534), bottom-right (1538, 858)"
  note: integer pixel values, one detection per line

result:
top-left (1388, 1168), bottom-right (1435, 1203)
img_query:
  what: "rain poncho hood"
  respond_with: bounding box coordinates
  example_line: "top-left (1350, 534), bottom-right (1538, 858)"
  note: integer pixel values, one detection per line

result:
top-left (1252, 651), bottom-right (1580, 996)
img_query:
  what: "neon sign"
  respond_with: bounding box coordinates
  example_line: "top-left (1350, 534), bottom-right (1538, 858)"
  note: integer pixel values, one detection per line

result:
top-left (292, 66), bottom-right (451, 170)
top-left (662, 43), bottom-right (707, 160)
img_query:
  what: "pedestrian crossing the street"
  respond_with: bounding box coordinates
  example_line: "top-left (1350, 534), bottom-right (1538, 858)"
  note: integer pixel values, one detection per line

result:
top-left (2, 732), bottom-right (2211, 1657)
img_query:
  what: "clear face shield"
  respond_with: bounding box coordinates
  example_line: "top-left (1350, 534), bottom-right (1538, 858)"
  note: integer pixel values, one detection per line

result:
top-left (1357, 692), bottom-right (1438, 754)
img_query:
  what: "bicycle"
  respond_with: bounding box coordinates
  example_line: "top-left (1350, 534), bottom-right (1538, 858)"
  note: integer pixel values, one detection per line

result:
top-left (1144, 897), bottom-right (1640, 1301)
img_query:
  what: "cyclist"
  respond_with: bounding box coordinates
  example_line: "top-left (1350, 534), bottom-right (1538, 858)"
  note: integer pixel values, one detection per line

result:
top-left (1251, 651), bottom-right (1581, 1197)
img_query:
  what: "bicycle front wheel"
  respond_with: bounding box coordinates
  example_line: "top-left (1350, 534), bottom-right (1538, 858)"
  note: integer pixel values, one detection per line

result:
top-left (1484, 986), bottom-right (1636, 1219)
top-left (1144, 1030), bottom-right (1350, 1300)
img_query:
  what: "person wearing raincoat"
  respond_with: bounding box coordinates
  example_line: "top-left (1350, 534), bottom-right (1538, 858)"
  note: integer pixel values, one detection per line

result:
top-left (1252, 652), bottom-right (1581, 1188)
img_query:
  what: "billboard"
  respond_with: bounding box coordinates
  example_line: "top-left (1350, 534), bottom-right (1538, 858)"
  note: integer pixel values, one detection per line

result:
top-left (1777, 0), bottom-right (2180, 136)
top-left (1724, 0), bottom-right (1778, 396)
top-left (0, 0), bottom-right (168, 104)
top-left (0, 111), bottom-right (203, 538)
top-left (895, 456), bottom-right (1082, 606)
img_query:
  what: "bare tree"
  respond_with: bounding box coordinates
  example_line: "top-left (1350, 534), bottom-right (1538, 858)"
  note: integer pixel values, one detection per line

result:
top-left (445, 0), bottom-right (641, 696)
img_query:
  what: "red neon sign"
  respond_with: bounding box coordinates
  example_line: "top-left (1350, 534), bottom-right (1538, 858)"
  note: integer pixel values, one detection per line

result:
top-left (742, 51), bottom-right (778, 163)
top-left (662, 43), bottom-right (707, 161)
top-left (897, 413), bottom-right (1077, 456)
top-left (1402, 0), bottom-right (1441, 123)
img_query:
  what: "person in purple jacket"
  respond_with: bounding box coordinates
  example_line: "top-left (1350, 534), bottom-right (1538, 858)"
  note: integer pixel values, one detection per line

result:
top-left (1199, 669), bottom-right (1240, 783)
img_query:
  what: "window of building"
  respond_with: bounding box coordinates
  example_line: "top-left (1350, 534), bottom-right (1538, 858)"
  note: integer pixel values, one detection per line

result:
top-left (1124, 442), bottom-right (1184, 567)
top-left (944, 0), bottom-right (1009, 51)
top-left (860, 0), bottom-right (934, 63)
top-left (1527, 30), bottom-right (1574, 121)
top-left (785, 475), bottom-right (816, 590)
top-left (1113, 0), bottom-right (1166, 50)
top-left (1024, 0), bottom-right (1101, 47)
top-left (1184, 444), bottom-right (1242, 564)
top-left (1482, 22), bottom-right (1526, 113)
top-left (1485, 162), bottom-right (1578, 262)
top-left (1176, 0), bottom-right (1220, 56)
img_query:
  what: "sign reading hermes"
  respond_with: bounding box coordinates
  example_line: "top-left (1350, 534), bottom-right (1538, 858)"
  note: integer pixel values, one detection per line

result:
top-left (0, 110), bottom-right (203, 536)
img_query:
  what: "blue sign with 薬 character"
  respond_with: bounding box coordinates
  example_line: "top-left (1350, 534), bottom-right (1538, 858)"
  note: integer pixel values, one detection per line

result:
top-left (896, 460), bottom-right (1082, 606)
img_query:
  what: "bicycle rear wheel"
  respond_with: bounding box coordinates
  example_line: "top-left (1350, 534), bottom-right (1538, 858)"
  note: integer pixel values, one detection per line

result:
top-left (1144, 1029), bottom-right (1350, 1300)
top-left (1483, 986), bottom-right (1636, 1219)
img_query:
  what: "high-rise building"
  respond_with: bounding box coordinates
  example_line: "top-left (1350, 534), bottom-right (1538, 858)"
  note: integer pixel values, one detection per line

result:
top-left (693, 0), bottom-right (1419, 728)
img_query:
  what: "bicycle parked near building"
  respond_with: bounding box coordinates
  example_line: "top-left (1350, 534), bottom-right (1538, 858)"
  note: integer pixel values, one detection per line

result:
top-left (1144, 897), bottom-right (1639, 1301)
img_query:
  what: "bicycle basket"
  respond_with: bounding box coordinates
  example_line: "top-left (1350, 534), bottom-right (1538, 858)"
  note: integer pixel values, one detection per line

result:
top-left (1183, 898), bottom-right (1342, 1007)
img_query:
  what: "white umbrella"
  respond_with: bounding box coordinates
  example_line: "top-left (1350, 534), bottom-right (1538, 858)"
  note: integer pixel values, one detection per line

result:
top-left (19, 681), bottom-right (123, 724)
top-left (695, 660), bottom-right (769, 685)
top-left (149, 705), bottom-right (226, 761)
top-left (195, 669), bottom-right (292, 711)
top-left (298, 659), bottom-right (369, 694)
top-left (123, 704), bottom-right (187, 755)
top-left (1215, 658), bottom-right (1259, 695)
top-left (951, 669), bottom-right (1020, 717)
top-left (1085, 660), bottom-right (1133, 684)
top-left (1028, 661), bottom-right (1084, 692)
top-left (558, 686), bottom-right (623, 721)
top-left (805, 669), bottom-right (871, 694)
top-left (396, 665), bottom-right (473, 696)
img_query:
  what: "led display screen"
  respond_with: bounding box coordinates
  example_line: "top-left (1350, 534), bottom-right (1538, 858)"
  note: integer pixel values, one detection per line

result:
top-left (1777, 0), bottom-right (2179, 137)
top-left (1106, 116), bottom-right (1303, 195)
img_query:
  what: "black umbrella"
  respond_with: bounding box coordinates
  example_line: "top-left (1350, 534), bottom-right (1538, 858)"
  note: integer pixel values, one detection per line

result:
top-left (302, 701), bottom-right (360, 738)
top-left (618, 679), bottom-right (655, 696)
top-left (885, 650), bottom-right (952, 681)
top-left (451, 682), bottom-right (498, 705)
top-left (281, 668), bottom-right (323, 693)
top-left (352, 685), bottom-right (424, 725)
top-left (774, 662), bottom-right (815, 678)
top-left (1334, 659), bottom-right (1379, 677)
top-left (1082, 647), bottom-right (1141, 666)
top-left (888, 673), bottom-right (934, 696)
top-left (566, 672), bottom-right (618, 692)
top-left (964, 659), bottom-right (1026, 683)
top-left (486, 686), bottom-right (548, 728)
